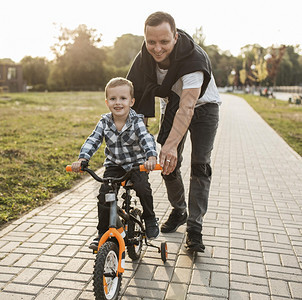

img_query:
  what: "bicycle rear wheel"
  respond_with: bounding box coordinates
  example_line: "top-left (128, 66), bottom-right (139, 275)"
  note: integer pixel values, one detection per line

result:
top-left (127, 208), bottom-right (143, 260)
top-left (93, 241), bottom-right (122, 300)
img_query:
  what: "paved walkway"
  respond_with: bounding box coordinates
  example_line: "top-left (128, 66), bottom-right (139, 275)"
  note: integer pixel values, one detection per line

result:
top-left (0, 94), bottom-right (301, 300)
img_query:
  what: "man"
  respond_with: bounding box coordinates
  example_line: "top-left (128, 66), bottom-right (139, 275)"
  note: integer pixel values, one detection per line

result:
top-left (127, 11), bottom-right (221, 252)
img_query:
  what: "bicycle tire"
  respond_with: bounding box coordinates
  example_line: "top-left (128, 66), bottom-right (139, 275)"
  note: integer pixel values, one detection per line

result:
top-left (127, 208), bottom-right (143, 260)
top-left (160, 242), bottom-right (168, 263)
top-left (93, 241), bottom-right (122, 300)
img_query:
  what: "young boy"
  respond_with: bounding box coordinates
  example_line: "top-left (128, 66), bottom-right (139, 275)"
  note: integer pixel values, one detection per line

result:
top-left (71, 77), bottom-right (159, 250)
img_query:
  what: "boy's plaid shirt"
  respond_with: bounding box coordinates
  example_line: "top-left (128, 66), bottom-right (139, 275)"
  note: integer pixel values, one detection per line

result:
top-left (79, 109), bottom-right (157, 171)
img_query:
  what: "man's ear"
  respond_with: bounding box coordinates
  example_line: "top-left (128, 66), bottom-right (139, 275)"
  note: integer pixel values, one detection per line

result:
top-left (105, 99), bottom-right (108, 107)
top-left (131, 98), bottom-right (135, 107)
top-left (174, 32), bottom-right (179, 42)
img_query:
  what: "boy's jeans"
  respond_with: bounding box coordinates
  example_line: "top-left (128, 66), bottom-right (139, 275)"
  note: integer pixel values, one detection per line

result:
top-left (162, 103), bottom-right (219, 233)
top-left (97, 166), bottom-right (155, 234)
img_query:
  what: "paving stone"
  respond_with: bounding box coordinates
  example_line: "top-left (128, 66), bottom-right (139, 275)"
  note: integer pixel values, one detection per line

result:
top-left (211, 272), bottom-right (229, 289)
top-left (188, 284), bottom-right (228, 298)
top-left (0, 253), bottom-right (23, 266)
top-left (78, 290), bottom-right (95, 299)
top-left (0, 292), bottom-right (34, 299)
top-left (263, 252), bottom-right (281, 265)
top-left (165, 283), bottom-right (188, 300)
top-left (230, 281), bottom-right (269, 294)
top-left (55, 288), bottom-right (81, 299)
top-left (171, 267), bottom-right (192, 284)
top-left (128, 278), bottom-right (168, 290)
top-left (123, 286), bottom-right (166, 299)
top-left (153, 265), bottom-right (174, 281)
top-left (248, 262), bottom-right (267, 277)
top-left (34, 287), bottom-right (61, 299)
top-left (12, 268), bottom-right (40, 283)
top-left (191, 269), bottom-right (210, 285)
top-left (229, 290), bottom-right (249, 300)
top-left (133, 264), bottom-right (156, 280)
top-left (269, 279), bottom-right (291, 298)
top-left (3, 283), bottom-right (42, 294)
top-left (288, 281), bottom-right (302, 298)
top-left (250, 293), bottom-right (271, 300)
top-left (30, 270), bottom-right (57, 286)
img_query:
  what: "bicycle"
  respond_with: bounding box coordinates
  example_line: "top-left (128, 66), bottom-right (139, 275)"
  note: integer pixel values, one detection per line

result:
top-left (66, 160), bottom-right (168, 300)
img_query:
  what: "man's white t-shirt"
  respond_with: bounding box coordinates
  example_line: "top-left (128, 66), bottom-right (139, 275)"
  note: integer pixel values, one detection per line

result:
top-left (156, 65), bottom-right (221, 115)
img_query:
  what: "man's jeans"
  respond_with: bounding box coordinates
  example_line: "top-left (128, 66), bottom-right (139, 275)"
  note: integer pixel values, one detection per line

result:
top-left (162, 103), bottom-right (219, 233)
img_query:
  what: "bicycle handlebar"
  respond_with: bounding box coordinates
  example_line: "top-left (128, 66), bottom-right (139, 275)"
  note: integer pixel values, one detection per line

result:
top-left (66, 163), bottom-right (162, 183)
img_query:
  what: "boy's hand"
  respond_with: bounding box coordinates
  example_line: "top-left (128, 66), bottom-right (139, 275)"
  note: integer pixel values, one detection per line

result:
top-left (144, 156), bottom-right (157, 172)
top-left (71, 159), bottom-right (87, 172)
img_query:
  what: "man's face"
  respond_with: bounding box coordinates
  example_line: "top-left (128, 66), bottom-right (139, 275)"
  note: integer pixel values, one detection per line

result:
top-left (145, 22), bottom-right (178, 69)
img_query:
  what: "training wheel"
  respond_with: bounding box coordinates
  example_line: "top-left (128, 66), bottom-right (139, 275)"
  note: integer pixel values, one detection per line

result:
top-left (160, 242), bottom-right (168, 262)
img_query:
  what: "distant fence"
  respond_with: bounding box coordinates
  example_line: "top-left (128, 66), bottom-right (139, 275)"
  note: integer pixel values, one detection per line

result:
top-left (273, 86), bottom-right (302, 94)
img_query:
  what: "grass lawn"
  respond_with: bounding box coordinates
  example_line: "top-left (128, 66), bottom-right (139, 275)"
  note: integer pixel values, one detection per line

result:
top-left (0, 92), bottom-right (159, 227)
top-left (237, 93), bottom-right (302, 156)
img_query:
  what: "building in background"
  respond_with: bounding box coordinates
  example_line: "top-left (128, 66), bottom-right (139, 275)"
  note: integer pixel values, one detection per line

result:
top-left (0, 64), bottom-right (26, 92)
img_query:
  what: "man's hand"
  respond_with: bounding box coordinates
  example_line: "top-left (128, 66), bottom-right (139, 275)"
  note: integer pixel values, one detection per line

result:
top-left (143, 156), bottom-right (157, 172)
top-left (159, 144), bottom-right (177, 175)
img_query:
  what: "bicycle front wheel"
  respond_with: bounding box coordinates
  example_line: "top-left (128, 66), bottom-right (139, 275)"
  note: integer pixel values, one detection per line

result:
top-left (93, 241), bottom-right (122, 300)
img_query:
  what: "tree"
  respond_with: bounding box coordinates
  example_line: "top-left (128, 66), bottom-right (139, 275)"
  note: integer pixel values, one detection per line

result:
top-left (265, 45), bottom-right (286, 86)
top-left (48, 24), bottom-right (106, 91)
top-left (21, 56), bottom-right (49, 90)
top-left (192, 27), bottom-right (206, 49)
top-left (108, 34), bottom-right (144, 67)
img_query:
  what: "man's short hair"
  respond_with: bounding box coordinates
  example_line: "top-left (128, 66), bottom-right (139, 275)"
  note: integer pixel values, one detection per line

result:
top-left (144, 11), bottom-right (176, 36)
top-left (105, 77), bottom-right (134, 98)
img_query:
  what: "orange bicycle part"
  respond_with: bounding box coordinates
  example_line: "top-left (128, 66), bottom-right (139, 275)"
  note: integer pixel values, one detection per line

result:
top-left (98, 227), bottom-right (126, 274)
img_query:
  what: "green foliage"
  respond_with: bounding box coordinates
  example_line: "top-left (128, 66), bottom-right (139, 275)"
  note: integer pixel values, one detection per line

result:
top-left (48, 25), bottom-right (107, 91)
top-left (107, 34), bottom-right (144, 67)
top-left (21, 56), bottom-right (50, 89)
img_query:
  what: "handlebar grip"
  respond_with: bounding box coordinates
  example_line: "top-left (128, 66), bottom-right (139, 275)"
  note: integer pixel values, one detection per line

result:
top-left (66, 165), bottom-right (83, 173)
top-left (66, 165), bottom-right (72, 172)
top-left (139, 164), bottom-right (162, 172)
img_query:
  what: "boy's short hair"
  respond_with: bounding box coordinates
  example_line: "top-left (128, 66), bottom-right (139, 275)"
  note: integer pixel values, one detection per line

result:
top-left (144, 11), bottom-right (176, 36)
top-left (105, 77), bottom-right (134, 98)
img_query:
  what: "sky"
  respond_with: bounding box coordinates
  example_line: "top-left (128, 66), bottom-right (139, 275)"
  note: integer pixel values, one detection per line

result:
top-left (1, 0), bottom-right (302, 63)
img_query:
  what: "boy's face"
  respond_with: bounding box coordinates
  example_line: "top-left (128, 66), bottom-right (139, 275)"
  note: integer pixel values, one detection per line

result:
top-left (105, 85), bottom-right (135, 119)
top-left (145, 21), bottom-right (178, 69)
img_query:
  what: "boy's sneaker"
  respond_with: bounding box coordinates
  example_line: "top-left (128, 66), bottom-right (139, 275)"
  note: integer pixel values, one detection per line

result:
top-left (145, 218), bottom-right (160, 240)
top-left (89, 230), bottom-right (107, 250)
top-left (185, 231), bottom-right (205, 252)
top-left (161, 209), bottom-right (187, 233)
top-left (89, 234), bottom-right (102, 250)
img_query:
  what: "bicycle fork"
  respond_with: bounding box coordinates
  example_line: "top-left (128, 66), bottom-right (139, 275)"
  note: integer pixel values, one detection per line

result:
top-left (97, 192), bottom-right (126, 274)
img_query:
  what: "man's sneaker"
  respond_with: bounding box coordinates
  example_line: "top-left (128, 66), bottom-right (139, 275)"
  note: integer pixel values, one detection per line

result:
top-left (145, 218), bottom-right (160, 240)
top-left (185, 231), bottom-right (205, 252)
top-left (161, 209), bottom-right (187, 233)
